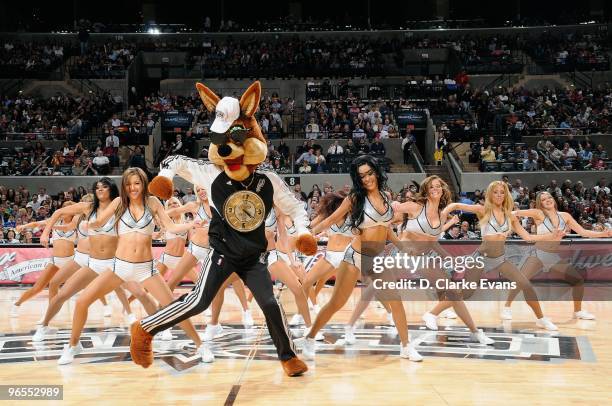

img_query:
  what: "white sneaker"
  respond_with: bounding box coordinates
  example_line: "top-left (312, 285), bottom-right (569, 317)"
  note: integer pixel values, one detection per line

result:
top-left (400, 343), bottom-right (423, 362)
top-left (57, 343), bottom-right (83, 365)
top-left (441, 309), bottom-right (457, 319)
top-left (202, 324), bottom-right (223, 341)
top-left (159, 329), bottom-right (173, 341)
top-left (32, 325), bottom-right (52, 342)
top-left (470, 329), bottom-right (495, 345)
top-left (500, 306), bottom-right (513, 320)
top-left (124, 313), bottom-right (137, 326)
top-left (242, 310), bottom-right (254, 327)
top-left (197, 344), bottom-right (215, 363)
top-left (103, 305), bottom-right (113, 318)
top-left (9, 304), bottom-right (19, 318)
top-left (289, 314), bottom-right (304, 326)
top-left (574, 310), bottom-right (596, 320)
top-left (344, 325), bottom-right (356, 345)
top-left (422, 312), bottom-right (438, 331)
top-left (314, 331), bottom-right (325, 341)
top-left (300, 337), bottom-right (316, 360)
top-left (536, 317), bottom-right (558, 331)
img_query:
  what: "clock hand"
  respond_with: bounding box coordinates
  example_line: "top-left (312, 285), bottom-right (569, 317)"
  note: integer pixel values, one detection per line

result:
top-left (242, 208), bottom-right (254, 220)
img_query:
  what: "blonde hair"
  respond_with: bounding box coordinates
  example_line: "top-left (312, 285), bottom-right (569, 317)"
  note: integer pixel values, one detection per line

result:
top-left (482, 181), bottom-right (514, 232)
top-left (165, 196), bottom-right (185, 224)
top-left (80, 193), bottom-right (94, 203)
top-left (194, 184), bottom-right (207, 204)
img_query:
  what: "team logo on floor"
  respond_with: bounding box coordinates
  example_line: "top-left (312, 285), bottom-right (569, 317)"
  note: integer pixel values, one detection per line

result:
top-left (0, 323), bottom-right (593, 371)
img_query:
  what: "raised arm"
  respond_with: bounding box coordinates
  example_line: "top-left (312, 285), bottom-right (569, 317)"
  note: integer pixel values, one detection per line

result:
top-left (166, 201), bottom-right (199, 218)
top-left (88, 197), bottom-right (121, 229)
top-left (510, 215), bottom-right (565, 242)
top-left (40, 202), bottom-right (90, 247)
top-left (512, 209), bottom-right (544, 222)
top-left (267, 171), bottom-right (310, 236)
top-left (392, 200), bottom-right (422, 217)
top-left (312, 198), bottom-right (352, 235)
top-left (441, 202), bottom-right (484, 219)
top-left (441, 215), bottom-right (460, 232)
top-left (52, 215), bottom-right (79, 232)
top-left (148, 196), bottom-right (201, 234)
top-left (309, 214), bottom-right (324, 229)
top-left (16, 220), bottom-right (49, 234)
top-left (152, 155), bottom-right (221, 199)
top-left (562, 212), bottom-right (612, 238)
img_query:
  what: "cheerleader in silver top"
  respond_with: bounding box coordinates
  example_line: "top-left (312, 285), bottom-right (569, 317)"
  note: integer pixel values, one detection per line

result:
top-left (59, 168), bottom-right (212, 365)
top-left (10, 201), bottom-right (78, 318)
top-left (303, 191), bottom-right (353, 316)
top-left (299, 155), bottom-right (422, 361)
top-left (503, 191), bottom-right (612, 321)
top-left (430, 181), bottom-right (565, 331)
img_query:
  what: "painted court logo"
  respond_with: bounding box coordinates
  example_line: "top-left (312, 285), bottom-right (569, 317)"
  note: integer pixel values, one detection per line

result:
top-left (0, 323), bottom-right (592, 370)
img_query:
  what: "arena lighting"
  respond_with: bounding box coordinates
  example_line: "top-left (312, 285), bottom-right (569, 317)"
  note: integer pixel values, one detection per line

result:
top-left (147, 27), bottom-right (160, 35)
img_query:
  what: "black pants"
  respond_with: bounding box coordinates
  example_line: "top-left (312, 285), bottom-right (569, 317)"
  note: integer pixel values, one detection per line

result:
top-left (140, 249), bottom-right (296, 361)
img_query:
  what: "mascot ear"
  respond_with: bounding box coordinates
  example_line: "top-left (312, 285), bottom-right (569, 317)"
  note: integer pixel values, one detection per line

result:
top-left (196, 83), bottom-right (220, 112)
top-left (240, 81), bottom-right (261, 118)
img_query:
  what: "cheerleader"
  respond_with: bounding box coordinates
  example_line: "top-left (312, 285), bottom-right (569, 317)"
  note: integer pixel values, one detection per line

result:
top-left (299, 155), bottom-right (421, 361)
top-left (58, 168), bottom-right (213, 365)
top-left (265, 209), bottom-right (322, 339)
top-left (389, 176), bottom-right (494, 344)
top-left (302, 192), bottom-right (352, 316)
top-left (155, 197), bottom-right (189, 279)
top-left (34, 181), bottom-right (141, 341)
top-left (428, 181), bottom-right (565, 331)
top-left (163, 186), bottom-right (253, 335)
top-left (10, 201), bottom-right (77, 318)
top-left (502, 191), bottom-right (612, 320)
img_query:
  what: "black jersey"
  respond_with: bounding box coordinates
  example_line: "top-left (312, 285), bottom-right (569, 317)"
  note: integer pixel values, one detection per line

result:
top-left (159, 156), bottom-right (309, 264)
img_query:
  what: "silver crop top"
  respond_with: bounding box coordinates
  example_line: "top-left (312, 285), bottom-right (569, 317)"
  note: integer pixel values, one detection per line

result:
top-left (117, 206), bottom-right (155, 236)
top-left (76, 218), bottom-right (88, 241)
top-left (360, 193), bottom-right (394, 229)
top-left (88, 212), bottom-right (117, 237)
top-left (196, 204), bottom-right (211, 222)
top-left (480, 213), bottom-right (511, 236)
top-left (165, 219), bottom-right (188, 240)
top-left (51, 220), bottom-right (77, 243)
top-left (537, 212), bottom-right (566, 235)
top-left (329, 216), bottom-right (353, 237)
top-left (400, 202), bottom-right (443, 236)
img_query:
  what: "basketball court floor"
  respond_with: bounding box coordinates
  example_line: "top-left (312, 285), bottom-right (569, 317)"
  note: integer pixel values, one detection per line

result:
top-left (0, 286), bottom-right (609, 405)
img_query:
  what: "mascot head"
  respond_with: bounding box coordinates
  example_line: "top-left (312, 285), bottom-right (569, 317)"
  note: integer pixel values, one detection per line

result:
top-left (196, 81), bottom-right (267, 181)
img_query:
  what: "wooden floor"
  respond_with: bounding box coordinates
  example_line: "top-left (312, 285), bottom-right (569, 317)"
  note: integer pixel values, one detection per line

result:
top-left (1, 286), bottom-right (610, 406)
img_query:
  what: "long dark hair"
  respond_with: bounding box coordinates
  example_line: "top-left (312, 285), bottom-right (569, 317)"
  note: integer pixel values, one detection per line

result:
top-left (348, 155), bottom-right (388, 232)
top-left (88, 177), bottom-right (119, 220)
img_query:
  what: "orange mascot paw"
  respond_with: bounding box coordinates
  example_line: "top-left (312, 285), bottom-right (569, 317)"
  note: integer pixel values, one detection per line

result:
top-left (130, 322), bottom-right (154, 368)
top-left (296, 233), bottom-right (317, 256)
top-left (281, 356), bottom-right (308, 377)
top-left (148, 176), bottom-right (174, 200)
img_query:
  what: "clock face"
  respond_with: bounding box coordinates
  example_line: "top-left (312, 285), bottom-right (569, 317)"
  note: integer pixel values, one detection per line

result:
top-left (223, 191), bottom-right (265, 232)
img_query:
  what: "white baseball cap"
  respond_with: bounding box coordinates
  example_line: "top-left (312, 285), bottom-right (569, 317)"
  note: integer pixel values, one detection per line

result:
top-left (210, 97), bottom-right (241, 134)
